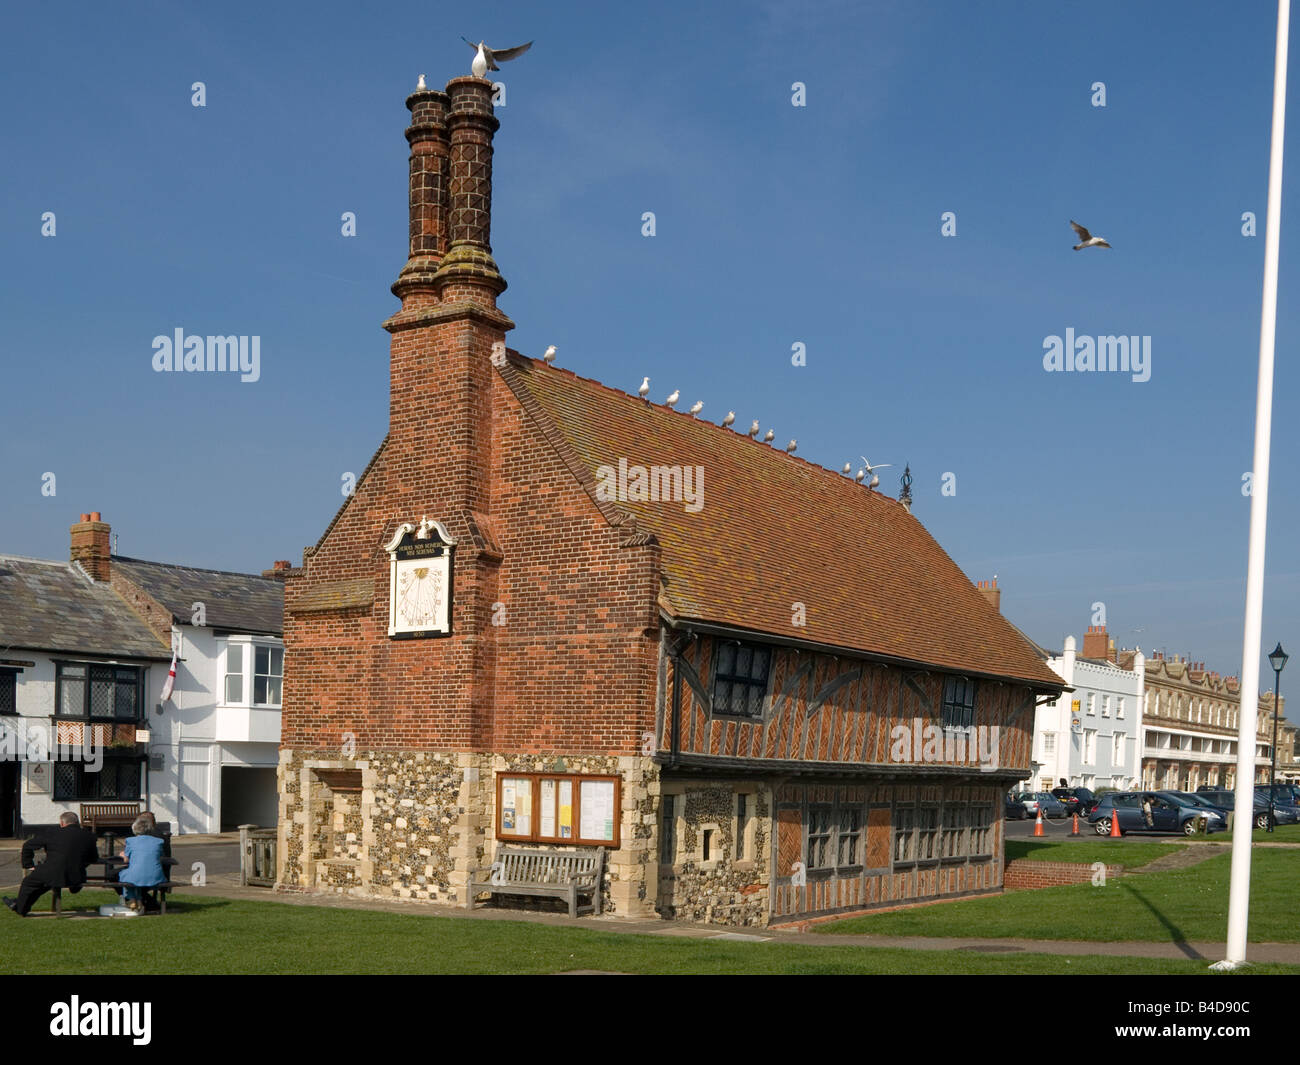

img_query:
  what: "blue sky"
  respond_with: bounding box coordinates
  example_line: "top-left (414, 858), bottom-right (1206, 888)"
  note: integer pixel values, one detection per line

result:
top-left (1, 0), bottom-right (1296, 698)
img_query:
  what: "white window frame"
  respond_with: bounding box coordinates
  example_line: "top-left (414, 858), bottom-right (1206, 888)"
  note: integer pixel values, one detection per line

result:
top-left (220, 636), bottom-right (285, 709)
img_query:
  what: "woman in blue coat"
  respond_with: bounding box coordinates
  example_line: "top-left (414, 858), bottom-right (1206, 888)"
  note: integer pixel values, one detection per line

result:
top-left (118, 816), bottom-right (166, 913)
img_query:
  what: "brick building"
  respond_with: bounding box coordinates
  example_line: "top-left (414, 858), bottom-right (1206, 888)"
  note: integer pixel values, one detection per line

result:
top-left (276, 70), bottom-right (1064, 925)
top-left (1140, 652), bottom-right (1280, 791)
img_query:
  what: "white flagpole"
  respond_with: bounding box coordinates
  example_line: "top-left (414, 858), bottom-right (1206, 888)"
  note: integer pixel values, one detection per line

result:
top-left (1216, 0), bottom-right (1291, 971)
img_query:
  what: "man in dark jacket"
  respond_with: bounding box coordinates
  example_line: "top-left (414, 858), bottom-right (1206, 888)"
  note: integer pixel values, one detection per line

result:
top-left (3, 812), bottom-right (101, 916)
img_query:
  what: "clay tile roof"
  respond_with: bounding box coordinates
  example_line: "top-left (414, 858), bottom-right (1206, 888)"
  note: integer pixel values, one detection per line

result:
top-left (504, 356), bottom-right (1062, 690)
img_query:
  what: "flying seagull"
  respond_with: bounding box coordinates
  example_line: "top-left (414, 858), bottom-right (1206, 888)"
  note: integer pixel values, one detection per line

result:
top-left (722, 411), bottom-right (735, 428)
top-left (665, 389), bottom-right (680, 408)
top-left (462, 37), bottom-right (534, 78)
top-left (1070, 220), bottom-right (1111, 250)
top-left (747, 420), bottom-right (760, 438)
top-left (543, 345), bottom-right (556, 365)
top-left (860, 456), bottom-right (892, 476)
top-left (638, 376), bottom-right (650, 400)
top-left (688, 400), bottom-right (704, 416)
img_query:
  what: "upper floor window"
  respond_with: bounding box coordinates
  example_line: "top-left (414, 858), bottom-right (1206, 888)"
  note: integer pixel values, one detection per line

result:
top-left (0, 670), bottom-right (15, 715)
top-left (55, 662), bottom-right (144, 723)
top-left (941, 675), bottom-right (976, 730)
top-left (1086, 693), bottom-right (1096, 715)
top-left (221, 640), bottom-right (284, 708)
top-left (712, 641), bottom-right (770, 719)
top-left (1117, 697), bottom-right (1126, 719)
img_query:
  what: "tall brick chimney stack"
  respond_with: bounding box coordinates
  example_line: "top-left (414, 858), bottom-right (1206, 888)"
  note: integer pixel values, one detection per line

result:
top-left (383, 72), bottom-right (514, 513)
top-left (975, 578), bottom-right (1000, 613)
top-left (70, 511), bottom-right (111, 581)
top-left (391, 85), bottom-right (450, 308)
top-left (1083, 624), bottom-right (1109, 660)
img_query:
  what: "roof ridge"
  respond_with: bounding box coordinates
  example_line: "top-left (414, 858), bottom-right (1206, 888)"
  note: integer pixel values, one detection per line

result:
top-left (113, 555), bottom-right (282, 583)
top-left (0, 553), bottom-right (70, 566)
top-left (506, 351), bottom-right (903, 509)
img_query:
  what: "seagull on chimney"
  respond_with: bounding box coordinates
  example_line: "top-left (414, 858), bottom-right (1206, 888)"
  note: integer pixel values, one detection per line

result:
top-left (462, 37), bottom-right (534, 77)
top-left (1070, 220), bottom-right (1111, 250)
top-left (747, 420), bottom-right (760, 438)
top-left (763, 429), bottom-right (775, 443)
top-left (417, 74), bottom-right (427, 90)
top-left (665, 389), bottom-right (680, 408)
top-left (860, 456), bottom-right (892, 476)
top-left (638, 376), bottom-right (650, 401)
top-left (721, 411), bottom-right (735, 428)
top-left (543, 345), bottom-right (557, 365)
top-left (786, 440), bottom-right (797, 454)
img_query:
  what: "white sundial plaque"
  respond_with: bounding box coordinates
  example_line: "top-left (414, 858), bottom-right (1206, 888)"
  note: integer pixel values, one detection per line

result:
top-left (385, 518), bottom-right (456, 638)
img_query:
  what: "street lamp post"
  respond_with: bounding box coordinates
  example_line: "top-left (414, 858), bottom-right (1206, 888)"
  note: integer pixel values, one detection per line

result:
top-left (1268, 643), bottom-right (1289, 833)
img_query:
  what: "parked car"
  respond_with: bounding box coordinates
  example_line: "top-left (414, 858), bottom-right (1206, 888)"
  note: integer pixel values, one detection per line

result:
top-left (1005, 795), bottom-right (1028, 820)
top-left (1087, 791), bottom-right (1226, 836)
top-left (1051, 786), bottom-right (1098, 818)
top-left (1195, 788), bottom-right (1300, 828)
top-left (1017, 792), bottom-right (1068, 819)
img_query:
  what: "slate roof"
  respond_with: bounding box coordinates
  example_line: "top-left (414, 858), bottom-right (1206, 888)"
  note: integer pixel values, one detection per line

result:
top-left (0, 555), bottom-right (171, 660)
top-left (503, 355), bottom-right (1063, 691)
top-left (111, 556), bottom-right (284, 635)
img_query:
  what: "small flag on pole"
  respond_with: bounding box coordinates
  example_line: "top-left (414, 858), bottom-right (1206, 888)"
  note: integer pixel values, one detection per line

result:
top-left (160, 648), bottom-right (178, 702)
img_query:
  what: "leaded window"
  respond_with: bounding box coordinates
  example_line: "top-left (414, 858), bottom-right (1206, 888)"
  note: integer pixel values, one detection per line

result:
top-left (941, 675), bottom-right (977, 730)
top-left (712, 640), bottom-right (771, 719)
top-left (0, 671), bottom-right (15, 715)
top-left (52, 757), bottom-right (142, 801)
top-left (837, 806), bottom-right (861, 866)
top-left (807, 804), bottom-right (834, 869)
top-left (55, 663), bottom-right (143, 723)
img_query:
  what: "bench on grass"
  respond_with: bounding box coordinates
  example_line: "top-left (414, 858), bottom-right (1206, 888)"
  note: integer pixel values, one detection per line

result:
top-left (469, 845), bottom-right (605, 918)
top-left (52, 879), bottom-right (181, 916)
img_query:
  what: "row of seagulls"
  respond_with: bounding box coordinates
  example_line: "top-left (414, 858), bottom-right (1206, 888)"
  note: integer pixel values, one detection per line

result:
top-left (462, 37), bottom-right (533, 78)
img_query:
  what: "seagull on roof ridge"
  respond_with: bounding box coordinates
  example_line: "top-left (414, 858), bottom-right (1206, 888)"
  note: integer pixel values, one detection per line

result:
top-left (747, 420), bottom-right (760, 438)
top-left (665, 389), bottom-right (680, 408)
top-left (855, 469), bottom-right (865, 483)
top-left (688, 400), bottom-right (704, 417)
top-left (721, 411), bottom-right (735, 428)
top-left (786, 440), bottom-right (797, 453)
top-left (763, 429), bottom-right (775, 443)
top-left (462, 37), bottom-right (534, 77)
top-left (638, 376), bottom-right (650, 400)
top-left (543, 345), bottom-right (556, 365)
top-left (842, 463), bottom-right (851, 475)
top-left (1070, 220), bottom-right (1111, 250)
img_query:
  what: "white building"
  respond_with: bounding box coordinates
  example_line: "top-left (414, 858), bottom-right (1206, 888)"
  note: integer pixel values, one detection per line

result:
top-left (1033, 625), bottom-right (1145, 792)
top-left (0, 513), bottom-right (284, 837)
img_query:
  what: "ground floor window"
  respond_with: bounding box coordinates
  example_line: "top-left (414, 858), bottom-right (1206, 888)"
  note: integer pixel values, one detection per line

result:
top-left (896, 800), bottom-right (994, 866)
top-left (52, 756), bottom-right (143, 801)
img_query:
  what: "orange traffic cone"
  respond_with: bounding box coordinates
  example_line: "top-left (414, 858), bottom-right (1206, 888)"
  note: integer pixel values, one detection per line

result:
top-left (1071, 813), bottom-right (1080, 836)
top-left (1033, 808), bottom-right (1044, 836)
top-left (1109, 812), bottom-right (1122, 838)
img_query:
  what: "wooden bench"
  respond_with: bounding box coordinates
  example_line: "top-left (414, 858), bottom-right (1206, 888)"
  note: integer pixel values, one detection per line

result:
top-left (469, 846), bottom-right (605, 918)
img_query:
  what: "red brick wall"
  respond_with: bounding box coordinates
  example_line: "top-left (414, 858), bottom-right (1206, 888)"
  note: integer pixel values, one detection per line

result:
top-left (1003, 859), bottom-right (1120, 891)
top-left (281, 319), bottom-right (662, 755)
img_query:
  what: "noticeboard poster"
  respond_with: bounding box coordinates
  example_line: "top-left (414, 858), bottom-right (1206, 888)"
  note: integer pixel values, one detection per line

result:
top-left (579, 778), bottom-right (616, 843)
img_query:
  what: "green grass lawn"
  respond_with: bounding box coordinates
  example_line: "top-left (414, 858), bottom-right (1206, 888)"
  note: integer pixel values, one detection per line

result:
top-left (0, 889), bottom-right (1293, 975)
top-left (822, 847), bottom-right (1297, 942)
top-left (1006, 838), bottom-right (1183, 869)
